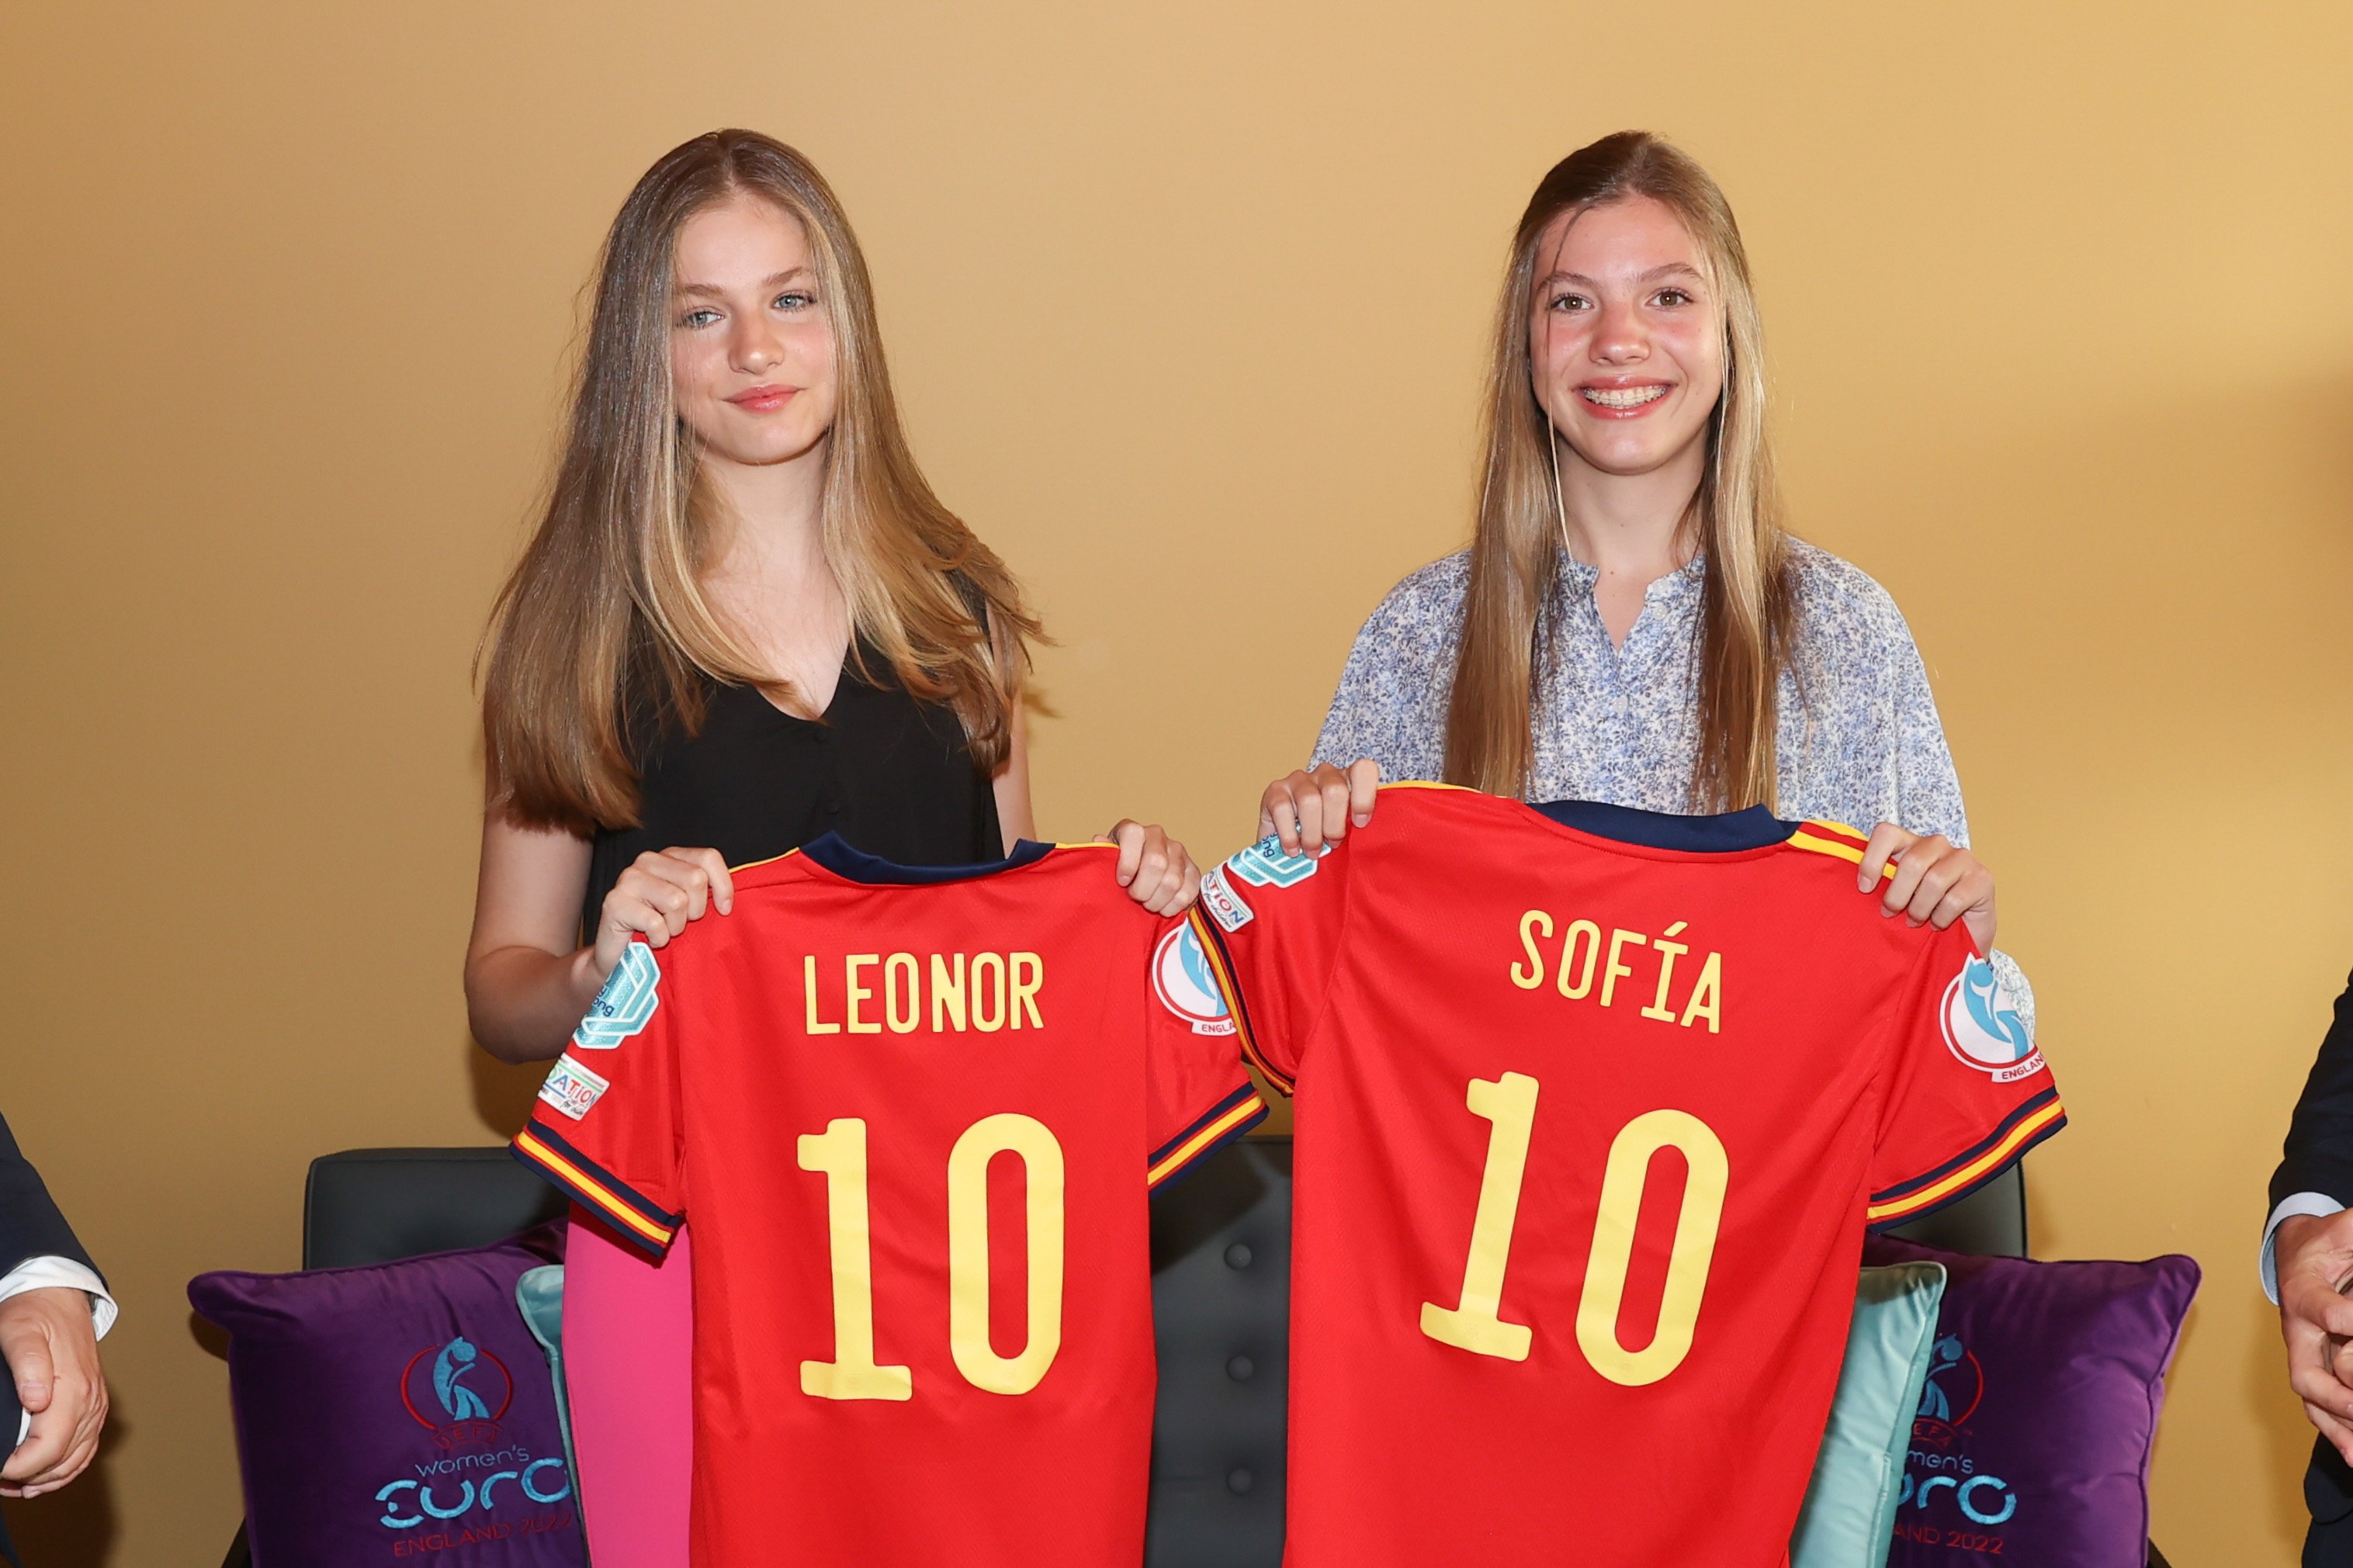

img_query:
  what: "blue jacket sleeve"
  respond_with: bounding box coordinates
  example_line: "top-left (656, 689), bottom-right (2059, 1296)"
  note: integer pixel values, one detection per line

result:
top-left (0, 1109), bottom-right (98, 1281)
top-left (2272, 971), bottom-right (2353, 1213)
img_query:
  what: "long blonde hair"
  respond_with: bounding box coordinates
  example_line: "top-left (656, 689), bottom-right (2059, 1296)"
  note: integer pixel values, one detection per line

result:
top-left (1445, 131), bottom-right (1794, 810)
top-left (481, 130), bottom-right (1038, 832)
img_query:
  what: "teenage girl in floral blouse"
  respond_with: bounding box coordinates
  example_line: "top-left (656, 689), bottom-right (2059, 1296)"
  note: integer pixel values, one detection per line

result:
top-left (1260, 131), bottom-right (2029, 1021)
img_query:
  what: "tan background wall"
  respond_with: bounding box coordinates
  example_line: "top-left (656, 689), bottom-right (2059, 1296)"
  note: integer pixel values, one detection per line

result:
top-left (3, 1), bottom-right (2348, 1561)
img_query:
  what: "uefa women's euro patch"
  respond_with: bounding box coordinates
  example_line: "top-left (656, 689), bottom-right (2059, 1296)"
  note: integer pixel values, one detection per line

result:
top-left (538, 1054), bottom-right (611, 1121)
top-left (1154, 925), bottom-right (1235, 1036)
top-left (1941, 957), bottom-right (2043, 1082)
top-left (573, 943), bottom-right (660, 1050)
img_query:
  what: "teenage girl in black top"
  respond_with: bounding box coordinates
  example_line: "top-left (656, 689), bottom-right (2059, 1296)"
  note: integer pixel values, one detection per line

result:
top-left (463, 131), bottom-right (1197, 1067)
top-left (457, 131), bottom-right (1201, 1566)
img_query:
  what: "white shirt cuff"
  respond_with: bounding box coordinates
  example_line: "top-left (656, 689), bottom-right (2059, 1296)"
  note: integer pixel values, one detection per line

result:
top-left (2262, 1192), bottom-right (2347, 1303)
top-left (0, 1258), bottom-right (113, 1447)
top-left (0, 1256), bottom-right (116, 1339)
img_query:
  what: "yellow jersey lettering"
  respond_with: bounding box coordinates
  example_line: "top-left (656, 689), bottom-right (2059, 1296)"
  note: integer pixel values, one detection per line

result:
top-left (1558, 919), bottom-right (1603, 999)
top-left (931, 954), bottom-right (967, 1033)
top-left (800, 950), bottom-right (1048, 1038)
top-left (1644, 922), bottom-right (1688, 1023)
top-left (884, 954), bottom-right (920, 1033)
top-left (1508, 913), bottom-right (1722, 1033)
top-left (1679, 952), bottom-right (1723, 1033)
top-left (969, 952), bottom-right (1007, 1032)
top-left (1600, 928), bottom-right (1648, 1008)
top-left (1511, 911), bottom-right (1553, 989)
top-left (844, 954), bottom-right (881, 1034)
top-left (1010, 953), bottom-right (1045, 1029)
top-left (804, 954), bottom-right (842, 1035)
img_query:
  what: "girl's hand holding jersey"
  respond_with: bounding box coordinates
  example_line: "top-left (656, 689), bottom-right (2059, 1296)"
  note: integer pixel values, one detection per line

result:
top-left (594, 847), bottom-right (738, 974)
top-left (1103, 819), bottom-right (1201, 917)
top-left (1853, 822), bottom-right (1998, 952)
top-left (1259, 759), bottom-right (1381, 858)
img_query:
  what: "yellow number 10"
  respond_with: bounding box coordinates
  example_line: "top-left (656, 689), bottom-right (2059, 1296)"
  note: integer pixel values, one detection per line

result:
top-left (797, 1114), bottom-right (1066, 1402)
top-left (1421, 1075), bottom-right (1727, 1386)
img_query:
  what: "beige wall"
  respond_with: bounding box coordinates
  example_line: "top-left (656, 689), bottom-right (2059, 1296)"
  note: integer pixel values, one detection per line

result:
top-left (4, 2), bottom-right (2348, 1561)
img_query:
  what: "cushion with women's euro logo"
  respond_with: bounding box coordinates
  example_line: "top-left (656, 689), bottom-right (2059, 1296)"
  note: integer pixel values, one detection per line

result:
top-left (190, 1222), bottom-right (585, 1568)
top-left (1862, 1234), bottom-right (2199, 1568)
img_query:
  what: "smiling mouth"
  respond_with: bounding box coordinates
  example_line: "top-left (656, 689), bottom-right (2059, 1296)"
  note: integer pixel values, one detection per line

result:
top-left (1580, 385), bottom-right (1670, 410)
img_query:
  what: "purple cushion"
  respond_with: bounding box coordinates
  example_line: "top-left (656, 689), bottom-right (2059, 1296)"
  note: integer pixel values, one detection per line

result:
top-left (189, 1224), bottom-right (585, 1568)
top-left (1863, 1235), bottom-right (2198, 1568)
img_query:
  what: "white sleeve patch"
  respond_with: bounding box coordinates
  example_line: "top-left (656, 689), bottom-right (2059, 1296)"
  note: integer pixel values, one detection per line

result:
top-left (1199, 865), bottom-right (1255, 931)
top-left (539, 1053), bottom-right (612, 1121)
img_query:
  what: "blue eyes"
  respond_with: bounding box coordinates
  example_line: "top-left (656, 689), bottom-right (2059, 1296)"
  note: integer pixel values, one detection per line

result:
top-left (675, 292), bottom-right (819, 329)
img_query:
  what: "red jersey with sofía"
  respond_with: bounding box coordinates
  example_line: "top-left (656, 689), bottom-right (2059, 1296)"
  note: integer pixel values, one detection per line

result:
top-left (511, 836), bottom-right (1264, 1568)
top-left (1186, 785), bottom-right (2064, 1568)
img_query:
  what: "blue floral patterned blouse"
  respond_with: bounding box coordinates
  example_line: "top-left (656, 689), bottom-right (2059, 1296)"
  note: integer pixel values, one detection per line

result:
top-left (1310, 538), bottom-right (2034, 1033)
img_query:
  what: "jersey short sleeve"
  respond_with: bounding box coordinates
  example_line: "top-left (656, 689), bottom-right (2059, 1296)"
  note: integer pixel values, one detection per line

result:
top-left (1188, 833), bottom-right (1357, 1092)
top-left (1142, 915), bottom-right (1268, 1190)
top-left (511, 941), bottom-right (687, 1257)
top-left (1866, 922), bottom-right (2067, 1229)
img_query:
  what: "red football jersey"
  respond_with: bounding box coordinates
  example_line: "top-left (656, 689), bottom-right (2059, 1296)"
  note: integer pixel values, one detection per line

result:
top-left (1189, 785), bottom-right (2064, 1568)
top-left (512, 836), bottom-right (1265, 1567)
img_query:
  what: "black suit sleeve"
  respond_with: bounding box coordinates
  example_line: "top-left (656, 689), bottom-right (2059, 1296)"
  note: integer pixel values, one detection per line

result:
top-left (0, 1109), bottom-right (96, 1280)
top-left (2273, 970), bottom-right (2353, 1213)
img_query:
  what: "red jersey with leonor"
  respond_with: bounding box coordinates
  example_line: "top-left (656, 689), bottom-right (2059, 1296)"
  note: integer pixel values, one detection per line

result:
top-left (513, 836), bottom-right (1263, 1567)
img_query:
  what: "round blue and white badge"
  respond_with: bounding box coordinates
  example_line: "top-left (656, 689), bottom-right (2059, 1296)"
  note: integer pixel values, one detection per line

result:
top-left (1153, 926), bottom-right (1234, 1037)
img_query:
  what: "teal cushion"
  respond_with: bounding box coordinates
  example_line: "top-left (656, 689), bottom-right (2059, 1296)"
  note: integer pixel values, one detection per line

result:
top-left (516, 1265), bottom-right (589, 1566)
top-left (1791, 1262), bottom-right (1949, 1568)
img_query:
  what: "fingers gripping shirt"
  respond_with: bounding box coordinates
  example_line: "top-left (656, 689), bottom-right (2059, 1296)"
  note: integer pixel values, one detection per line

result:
top-left (510, 838), bottom-right (1263, 1568)
top-left (1191, 785), bottom-right (2064, 1568)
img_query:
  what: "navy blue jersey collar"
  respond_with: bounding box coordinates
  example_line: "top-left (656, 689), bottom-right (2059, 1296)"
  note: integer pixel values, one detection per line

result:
top-left (798, 833), bottom-right (1055, 885)
top-left (1527, 799), bottom-right (1798, 853)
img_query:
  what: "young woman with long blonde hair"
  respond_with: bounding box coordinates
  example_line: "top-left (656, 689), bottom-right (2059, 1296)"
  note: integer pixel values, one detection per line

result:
top-left (463, 130), bottom-right (1198, 1565)
top-left (1262, 130), bottom-right (2029, 1019)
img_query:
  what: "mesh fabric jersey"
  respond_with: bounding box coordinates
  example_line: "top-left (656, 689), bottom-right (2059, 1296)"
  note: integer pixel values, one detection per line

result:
top-left (1190, 784), bottom-right (2063, 1568)
top-left (516, 836), bottom-right (1263, 1566)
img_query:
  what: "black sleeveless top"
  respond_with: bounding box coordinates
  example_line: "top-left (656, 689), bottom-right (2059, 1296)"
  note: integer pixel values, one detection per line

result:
top-left (582, 651), bottom-right (1003, 936)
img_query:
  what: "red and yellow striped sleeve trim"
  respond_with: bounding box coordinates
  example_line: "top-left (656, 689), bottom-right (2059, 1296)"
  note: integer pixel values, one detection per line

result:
top-left (1786, 820), bottom-right (1896, 881)
top-left (1147, 1084), bottom-right (1268, 1189)
top-left (1866, 1090), bottom-right (2067, 1227)
top-left (1187, 908), bottom-right (1293, 1096)
top-left (512, 1125), bottom-right (677, 1253)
